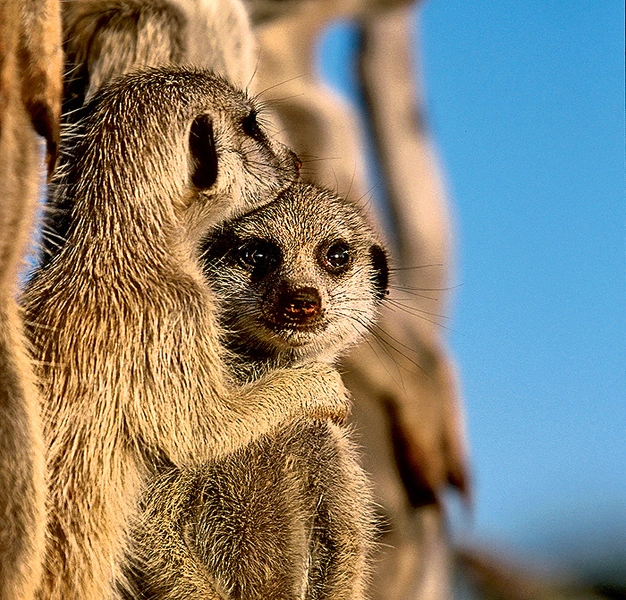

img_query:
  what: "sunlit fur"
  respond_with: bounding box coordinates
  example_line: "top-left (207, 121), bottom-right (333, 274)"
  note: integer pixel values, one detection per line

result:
top-left (0, 0), bottom-right (62, 598)
top-left (23, 67), bottom-right (349, 600)
top-left (125, 183), bottom-right (387, 599)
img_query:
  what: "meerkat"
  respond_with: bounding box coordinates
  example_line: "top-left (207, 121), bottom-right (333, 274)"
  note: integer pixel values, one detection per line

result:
top-left (0, 0), bottom-right (62, 598)
top-left (41, 0), bottom-right (258, 267)
top-left (23, 66), bottom-right (350, 600)
top-left (123, 182), bottom-right (388, 600)
top-left (199, 182), bottom-right (389, 379)
top-left (62, 0), bottom-right (255, 114)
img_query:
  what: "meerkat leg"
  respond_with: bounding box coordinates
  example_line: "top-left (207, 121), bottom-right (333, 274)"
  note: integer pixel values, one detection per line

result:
top-left (128, 423), bottom-right (374, 600)
top-left (125, 436), bottom-right (309, 600)
top-left (0, 0), bottom-right (61, 597)
top-left (280, 422), bottom-right (373, 600)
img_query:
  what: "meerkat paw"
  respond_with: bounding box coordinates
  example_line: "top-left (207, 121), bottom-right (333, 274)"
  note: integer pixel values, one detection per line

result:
top-left (227, 362), bottom-right (352, 451)
top-left (278, 362), bottom-right (352, 425)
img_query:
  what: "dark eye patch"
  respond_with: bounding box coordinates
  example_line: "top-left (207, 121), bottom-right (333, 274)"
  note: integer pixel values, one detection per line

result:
top-left (321, 241), bottom-right (352, 274)
top-left (241, 109), bottom-right (265, 142)
top-left (198, 229), bottom-right (238, 273)
top-left (235, 238), bottom-right (281, 278)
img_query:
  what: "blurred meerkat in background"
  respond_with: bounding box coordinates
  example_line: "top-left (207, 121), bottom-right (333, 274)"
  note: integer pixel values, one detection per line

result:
top-left (0, 0), bottom-right (62, 598)
top-left (61, 0), bottom-right (255, 111)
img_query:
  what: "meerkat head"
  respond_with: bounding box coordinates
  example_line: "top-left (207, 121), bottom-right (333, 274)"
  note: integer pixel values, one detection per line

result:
top-left (199, 183), bottom-right (389, 368)
top-left (44, 66), bottom-right (300, 263)
top-left (180, 73), bottom-right (302, 235)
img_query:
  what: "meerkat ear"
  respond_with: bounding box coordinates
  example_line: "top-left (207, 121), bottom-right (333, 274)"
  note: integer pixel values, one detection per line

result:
top-left (370, 244), bottom-right (389, 302)
top-left (189, 114), bottom-right (219, 189)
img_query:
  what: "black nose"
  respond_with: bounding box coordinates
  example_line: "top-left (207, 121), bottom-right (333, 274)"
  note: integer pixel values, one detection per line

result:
top-left (278, 287), bottom-right (321, 323)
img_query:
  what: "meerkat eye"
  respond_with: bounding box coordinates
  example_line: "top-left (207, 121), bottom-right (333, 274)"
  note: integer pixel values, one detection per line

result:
top-left (322, 241), bottom-right (352, 274)
top-left (236, 239), bottom-right (281, 276)
top-left (241, 109), bottom-right (264, 142)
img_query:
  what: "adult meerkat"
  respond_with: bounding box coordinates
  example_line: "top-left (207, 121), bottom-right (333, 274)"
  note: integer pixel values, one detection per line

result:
top-left (23, 67), bottom-right (350, 600)
top-left (124, 182), bottom-right (388, 600)
top-left (0, 0), bottom-right (61, 598)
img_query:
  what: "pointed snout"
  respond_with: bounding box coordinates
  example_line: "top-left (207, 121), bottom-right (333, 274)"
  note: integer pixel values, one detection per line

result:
top-left (277, 286), bottom-right (322, 324)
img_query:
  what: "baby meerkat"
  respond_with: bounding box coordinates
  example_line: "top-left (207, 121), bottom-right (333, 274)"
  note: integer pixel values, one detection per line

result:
top-left (201, 182), bottom-right (389, 377)
top-left (23, 68), bottom-right (349, 600)
top-left (125, 183), bottom-right (389, 600)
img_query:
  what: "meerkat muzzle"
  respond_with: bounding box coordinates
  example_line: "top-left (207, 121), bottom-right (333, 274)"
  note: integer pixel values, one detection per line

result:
top-left (278, 286), bottom-right (322, 324)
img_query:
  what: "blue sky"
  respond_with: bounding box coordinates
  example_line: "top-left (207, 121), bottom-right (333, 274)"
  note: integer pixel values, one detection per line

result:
top-left (318, 0), bottom-right (625, 574)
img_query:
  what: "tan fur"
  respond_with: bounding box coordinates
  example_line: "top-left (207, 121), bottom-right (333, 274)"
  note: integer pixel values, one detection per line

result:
top-left (62, 0), bottom-right (255, 114)
top-left (0, 1), bottom-right (62, 598)
top-left (167, 0), bottom-right (255, 87)
top-left (251, 1), bottom-right (368, 199)
top-left (248, 4), bottom-right (468, 598)
top-left (200, 184), bottom-right (389, 375)
top-left (23, 67), bottom-right (349, 599)
top-left (128, 420), bottom-right (374, 600)
top-left (124, 183), bottom-right (384, 599)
